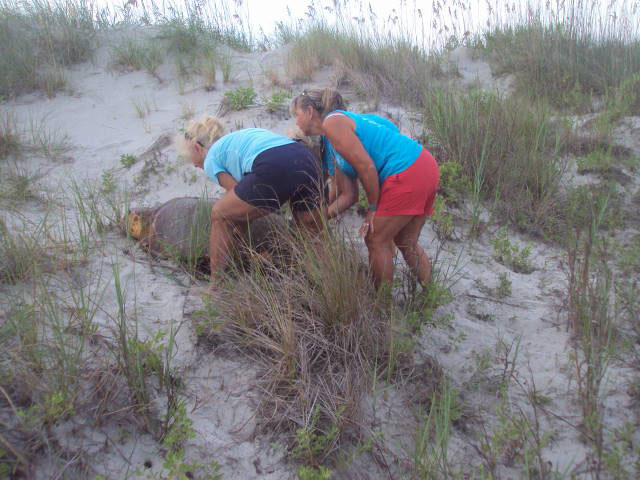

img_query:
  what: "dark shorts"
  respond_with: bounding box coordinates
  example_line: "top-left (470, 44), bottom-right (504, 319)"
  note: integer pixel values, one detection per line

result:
top-left (234, 142), bottom-right (326, 212)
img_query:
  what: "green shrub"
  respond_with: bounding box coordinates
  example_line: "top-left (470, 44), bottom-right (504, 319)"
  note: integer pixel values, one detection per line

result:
top-left (264, 90), bottom-right (292, 113)
top-left (492, 228), bottom-right (534, 274)
top-left (223, 86), bottom-right (256, 110)
top-left (120, 153), bottom-right (137, 168)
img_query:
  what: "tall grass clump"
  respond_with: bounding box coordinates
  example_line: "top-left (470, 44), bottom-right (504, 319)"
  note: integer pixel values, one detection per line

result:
top-left (285, 20), bottom-right (444, 107)
top-left (109, 37), bottom-right (164, 77)
top-left (0, 111), bottom-right (21, 159)
top-left (564, 190), bottom-right (618, 464)
top-left (423, 89), bottom-right (566, 233)
top-left (154, 0), bottom-right (253, 52)
top-left (0, 0), bottom-right (98, 97)
top-left (209, 224), bottom-right (393, 470)
top-left (0, 219), bottom-right (54, 284)
top-left (475, 4), bottom-right (640, 112)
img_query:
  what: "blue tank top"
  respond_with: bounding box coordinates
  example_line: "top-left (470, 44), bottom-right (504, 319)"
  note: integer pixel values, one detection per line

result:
top-left (322, 111), bottom-right (422, 182)
top-left (204, 128), bottom-right (294, 184)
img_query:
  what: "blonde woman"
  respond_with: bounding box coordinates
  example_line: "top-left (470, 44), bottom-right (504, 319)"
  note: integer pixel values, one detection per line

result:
top-left (291, 88), bottom-right (440, 288)
top-left (176, 115), bottom-right (325, 281)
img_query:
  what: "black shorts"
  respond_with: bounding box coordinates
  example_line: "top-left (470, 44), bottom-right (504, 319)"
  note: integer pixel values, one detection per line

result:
top-left (234, 142), bottom-right (326, 212)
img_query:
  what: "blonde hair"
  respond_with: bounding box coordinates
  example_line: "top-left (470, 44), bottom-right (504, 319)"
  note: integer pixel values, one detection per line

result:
top-left (175, 114), bottom-right (226, 161)
top-left (287, 126), bottom-right (322, 160)
top-left (291, 88), bottom-right (345, 118)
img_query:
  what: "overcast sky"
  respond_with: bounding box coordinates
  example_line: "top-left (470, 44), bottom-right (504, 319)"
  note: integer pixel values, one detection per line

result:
top-left (96, 0), bottom-right (638, 45)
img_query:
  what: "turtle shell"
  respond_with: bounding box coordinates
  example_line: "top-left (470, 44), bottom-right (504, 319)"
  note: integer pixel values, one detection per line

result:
top-left (129, 197), bottom-right (287, 263)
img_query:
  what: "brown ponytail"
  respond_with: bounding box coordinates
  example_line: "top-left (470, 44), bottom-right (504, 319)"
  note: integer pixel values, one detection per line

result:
top-left (291, 88), bottom-right (345, 118)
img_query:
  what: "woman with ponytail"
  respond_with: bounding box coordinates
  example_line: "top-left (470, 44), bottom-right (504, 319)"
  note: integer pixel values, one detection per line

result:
top-left (291, 88), bottom-right (439, 289)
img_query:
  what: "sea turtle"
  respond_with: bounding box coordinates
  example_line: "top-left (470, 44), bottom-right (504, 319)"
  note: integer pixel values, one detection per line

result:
top-left (121, 197), bottom-right (286, 265)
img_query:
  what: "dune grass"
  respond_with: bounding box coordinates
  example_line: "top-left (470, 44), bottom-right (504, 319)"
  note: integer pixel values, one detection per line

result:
top-left (474, 7), bottom-right (640, 113)
top-left (2, 0), bottom-right (640, 477)
top-left (423, 89), bottom-right (567, 234)
top-left (0, 0), bottom-right (98, 98)
top-left (285, 21), bottom-right (445, 108)
top-left (199, 222), bottom-right (452, 472)
top-left (0, 0), bottom-right (254, 98)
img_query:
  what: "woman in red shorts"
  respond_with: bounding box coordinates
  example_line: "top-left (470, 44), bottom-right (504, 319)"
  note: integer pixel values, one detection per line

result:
top-left (291, 88), bottom-right (440, 289)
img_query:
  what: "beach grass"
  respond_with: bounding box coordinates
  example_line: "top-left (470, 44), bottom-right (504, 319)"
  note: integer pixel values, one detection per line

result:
top-left (1, 0), bottom-right (640, 477)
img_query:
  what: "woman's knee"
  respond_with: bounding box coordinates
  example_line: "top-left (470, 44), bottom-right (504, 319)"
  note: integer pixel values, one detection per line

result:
top-left (211, 203), bottom-right (231, 225)
top-left (365, 232), bottom-right (391, 252)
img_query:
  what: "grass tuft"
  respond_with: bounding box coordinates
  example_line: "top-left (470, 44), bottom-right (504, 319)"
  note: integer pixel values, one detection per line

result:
top-left (0, 0), bottom-right (97, 97)
top-left (423, 89), bottom-right (566, 234)
top-left (475, 21), bottom-right (640, 112)
top-left (109, 37), bottom-right (164, 77)
top-left (208, 224), bottom-right (392, 468)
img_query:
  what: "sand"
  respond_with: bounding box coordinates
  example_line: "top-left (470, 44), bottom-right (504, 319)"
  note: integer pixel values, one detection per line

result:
top-left (2, 31), bottom-right (639, 480)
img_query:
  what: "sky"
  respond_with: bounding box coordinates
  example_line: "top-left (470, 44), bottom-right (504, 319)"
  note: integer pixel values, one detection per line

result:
top-left (95, 0), bottom-right (639, 47)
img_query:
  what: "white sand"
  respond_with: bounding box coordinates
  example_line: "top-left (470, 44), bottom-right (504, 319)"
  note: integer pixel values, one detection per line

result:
top-left (2, 32), bottom-right (639, 480)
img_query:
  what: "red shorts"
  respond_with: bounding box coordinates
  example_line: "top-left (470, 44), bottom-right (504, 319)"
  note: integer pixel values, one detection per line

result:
top-left (377, 149), bottom-right (439, 217)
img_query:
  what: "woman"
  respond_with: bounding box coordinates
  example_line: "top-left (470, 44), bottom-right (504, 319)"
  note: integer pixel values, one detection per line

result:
top-left (176, 115), bottom-right (325, 280)
top-left (291, 88), bottom-right (439, 288)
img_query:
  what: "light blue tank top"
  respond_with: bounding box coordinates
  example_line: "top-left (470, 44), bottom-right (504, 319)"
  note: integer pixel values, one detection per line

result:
top-left (204, 128), bottom-right (294, 184)
top-left (322, 111), bottom-right (422, 182)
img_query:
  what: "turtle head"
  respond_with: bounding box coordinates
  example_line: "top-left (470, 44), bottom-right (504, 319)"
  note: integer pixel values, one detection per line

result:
top-left (120, 209), bottom-right (152, 239)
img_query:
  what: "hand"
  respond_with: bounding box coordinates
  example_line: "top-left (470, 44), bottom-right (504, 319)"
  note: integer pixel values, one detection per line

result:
top-left (359, 210), bottom-right (375, 237)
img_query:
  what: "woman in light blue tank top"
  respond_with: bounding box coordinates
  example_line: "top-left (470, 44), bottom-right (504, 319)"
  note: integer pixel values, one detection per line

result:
top-left (292, 88), bottom-right (440, 290)
top-left (177, 115), bottom-right (326, 284)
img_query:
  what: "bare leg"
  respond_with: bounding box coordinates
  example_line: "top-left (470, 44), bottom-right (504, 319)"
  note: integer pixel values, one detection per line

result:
top-left (365, 215), bottom-right (414, 289)
top-left (393, 215), bottom-right (432, 284)
top-left (209, 189), bottom-right (268, 281)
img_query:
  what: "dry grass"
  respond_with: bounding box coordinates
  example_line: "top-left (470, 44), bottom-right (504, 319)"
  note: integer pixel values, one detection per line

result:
top-left (207, 224), bottom-right (394, 466)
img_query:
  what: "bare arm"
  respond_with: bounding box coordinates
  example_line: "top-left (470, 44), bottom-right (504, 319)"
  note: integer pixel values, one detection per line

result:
top-left (323, 115), bottom-right (379, 209)
top-left (327, 169), bottom-right (358, 219)
top-left (216, 172), bottom-right (238, 191)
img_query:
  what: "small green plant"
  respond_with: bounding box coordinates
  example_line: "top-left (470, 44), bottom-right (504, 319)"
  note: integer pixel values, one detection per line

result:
top-left (219, 54), bottom-right (232, 83)
top-left (496, 272), bottom-right (512, 298)
top-left (0, 168), bottom-right (36, 204)
top-left (492, 228), bottom-right (534, 273)
top-left (192, 295), bottom-right (222, 339)
top-left (297, 465), bottom-right (333, 480)
top-left (264, 90), bottom-right (292, 113)
top-left (120, 154), bottom-right (137, 168)
top-left (162, 400), bottom-right (194, 452)
top-left (413, 379), bottom-right (462, 478)
top-left (201, 52), bottom-right (217, 91)
top-left (438, 161), bottom-right (470, 205)
top-left (292, 405), bottom-right (341, 467)
top-left (477, 387), bottom-right (553, 477)
top-left (431, 195), bottom-right (455, 241)
top-left (27, 115), bottom-right (71, 159)
top-left (100, 171), bottom-right (116, 195)
top-left (223, 86), bottom-right (256, 110)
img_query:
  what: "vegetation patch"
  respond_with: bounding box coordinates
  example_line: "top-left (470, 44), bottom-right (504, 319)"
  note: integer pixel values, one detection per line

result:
top-left (222, 86), bottom-right (256, 111)
top-left (423, 89), bottom-right (566, 234)
top-left (0, 0), bottom-right (97, 97)
top-left (475, 22), bottom-right (640, 112)
top-left (285, 23), bottom-right (445, 107)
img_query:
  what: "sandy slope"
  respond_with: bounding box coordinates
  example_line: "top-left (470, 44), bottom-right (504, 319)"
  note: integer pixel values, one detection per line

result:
top-left (2, 35), bottom-right (639, 480)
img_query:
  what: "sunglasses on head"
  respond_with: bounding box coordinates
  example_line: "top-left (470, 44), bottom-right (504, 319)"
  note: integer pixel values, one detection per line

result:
top-left (184, 132), bottom-right (204, 147)
top-left (300, 90), bottom-right (320, 111)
